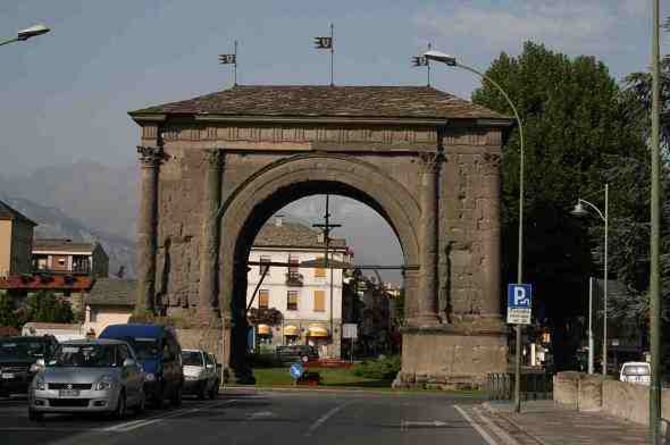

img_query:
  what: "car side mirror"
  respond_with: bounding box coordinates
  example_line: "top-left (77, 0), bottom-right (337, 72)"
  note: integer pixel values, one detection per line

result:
top-left (29, 358), bottom-right (46, 373)
top-left (123, 358), bottom-right (137, 368)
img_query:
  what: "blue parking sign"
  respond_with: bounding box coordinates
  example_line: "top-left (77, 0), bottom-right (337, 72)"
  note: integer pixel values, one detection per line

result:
top-left (507, 284), bottom-right (532, 324)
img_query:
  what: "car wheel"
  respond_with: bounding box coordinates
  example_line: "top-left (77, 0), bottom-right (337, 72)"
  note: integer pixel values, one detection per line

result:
top-left (135, 390), bottom-right (146, 414)
top-left (170, 385), bottom-right (182, 407)
top-left (28, 408), bottom-right (43, 422)
top-left (196, 382), bottom-right (206, 400)
top-left (113, 391), bottom-right (127, 420)
top-left (154, 383), bottom-right (166, 409)
top-left (208, 380), bottom-right (219, 400)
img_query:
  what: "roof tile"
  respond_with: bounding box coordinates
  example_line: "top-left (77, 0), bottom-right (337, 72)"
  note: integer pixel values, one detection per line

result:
top-left (130, 85), bottom-right (508, 120)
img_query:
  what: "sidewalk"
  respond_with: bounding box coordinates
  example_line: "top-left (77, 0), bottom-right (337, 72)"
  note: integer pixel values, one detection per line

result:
top-left (476, 400), bottom-right (650, 445)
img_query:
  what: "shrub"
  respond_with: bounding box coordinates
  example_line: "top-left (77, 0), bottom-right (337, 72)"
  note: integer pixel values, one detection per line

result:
top-left (353, 355), bottom-right (401, 379)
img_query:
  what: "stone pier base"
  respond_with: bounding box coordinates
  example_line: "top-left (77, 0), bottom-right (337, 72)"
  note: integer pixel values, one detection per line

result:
top-left (393, 325), bottom-right (507, 390)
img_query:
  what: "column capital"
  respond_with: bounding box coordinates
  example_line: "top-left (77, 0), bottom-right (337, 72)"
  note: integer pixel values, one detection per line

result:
top-left (203, 148), bottom-right (225, 168)
top-left (137, 145), bottom-right (169, 166)
top-left (482, 152), bottom-right (502, 172)
top-left (418, 151), bottom-right (444, 174)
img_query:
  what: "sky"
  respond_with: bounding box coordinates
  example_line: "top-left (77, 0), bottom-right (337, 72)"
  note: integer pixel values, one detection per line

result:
top-left (0, 0), bottom-right (666, 282)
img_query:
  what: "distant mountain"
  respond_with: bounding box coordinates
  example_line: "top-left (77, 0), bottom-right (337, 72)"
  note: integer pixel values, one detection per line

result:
top-left (1, 161), bottom-right (138, 240)
top-left (0, 162), bottom-right (138, 277)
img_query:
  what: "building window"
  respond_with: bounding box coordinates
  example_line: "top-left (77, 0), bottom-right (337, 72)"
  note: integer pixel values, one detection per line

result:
top-left (313, 290), bottom-right (325, 312)
top-left (314, 257), bottom-right (326, 278)
top-left (288, 255), bottom-right (300, 278)
top-left (89, 309), bottom-right (97, 323)
top-left (287, 291), bottom-right (298, 311)
top-left (259, 256), bottom-right (271, 276)
top-left (258, 289), bottom-right (269, 309)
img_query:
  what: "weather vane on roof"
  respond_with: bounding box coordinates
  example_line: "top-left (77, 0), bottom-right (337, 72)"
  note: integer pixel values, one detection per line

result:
top-left (314, 23), bottom-right (335, 86)
top-left (219, 40), bottom-right (238, 86)
top-left (412, 42), bottom-right (432, 87)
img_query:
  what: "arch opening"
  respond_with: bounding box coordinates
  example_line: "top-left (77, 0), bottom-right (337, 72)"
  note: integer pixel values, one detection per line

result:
top-left (225, 178), bottom-right (414, 382)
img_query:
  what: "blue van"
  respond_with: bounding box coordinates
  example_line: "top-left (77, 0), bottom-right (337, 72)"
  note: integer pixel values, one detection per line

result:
top-left (99, 324), bottom-right (183, 408)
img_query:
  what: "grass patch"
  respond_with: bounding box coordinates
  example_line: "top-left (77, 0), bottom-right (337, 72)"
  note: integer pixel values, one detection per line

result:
top-left (252, 367), bottom-right (393, 388)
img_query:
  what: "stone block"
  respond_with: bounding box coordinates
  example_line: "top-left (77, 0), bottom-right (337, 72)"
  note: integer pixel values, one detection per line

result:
top-left (553, 371), bottom-right (580, 407)
top-left (601, 379), bottom-right (649, 425)
top-left (577, 374), bottom-right (605, 411)
top-left (396, 328), bottom-right (506, 389)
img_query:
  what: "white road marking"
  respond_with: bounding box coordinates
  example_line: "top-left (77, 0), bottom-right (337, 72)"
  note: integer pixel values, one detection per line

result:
top-left (303, 402), bottom-right (349, 437)
top-left (471, 406), bottom-right (522, 445)
top-left (454, 405), bottom-right (499, 445)
top-left (248, 410), bottom-right (275, 419)
top-left (104, 399), bottom-right (237, 432)
top-left (400, 419), bottom-right (448, 431)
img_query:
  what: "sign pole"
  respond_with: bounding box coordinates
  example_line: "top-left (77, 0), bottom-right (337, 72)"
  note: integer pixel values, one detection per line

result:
top-left (507, 284), bottom-right (532, 412)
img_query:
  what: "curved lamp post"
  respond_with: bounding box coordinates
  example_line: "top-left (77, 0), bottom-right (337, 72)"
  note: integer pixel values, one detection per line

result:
top-left (571, 184), bottom-right (608, 376)
top-left (0, 24), bottom-right (50, 47)
top-left (424, 49), bottom-right (526, 413)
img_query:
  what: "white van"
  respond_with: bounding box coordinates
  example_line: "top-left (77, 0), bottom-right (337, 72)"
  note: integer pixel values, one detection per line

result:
top-left (619, 362), bottom-right (651, 385)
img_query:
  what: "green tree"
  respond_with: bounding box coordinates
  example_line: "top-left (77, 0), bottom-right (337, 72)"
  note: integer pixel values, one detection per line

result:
top-left (24, 291), bottom-right (74, 324)
top-left (471, 42), bottom-right (647, 369)
top-left (0, 293), bottom-right (20, 328)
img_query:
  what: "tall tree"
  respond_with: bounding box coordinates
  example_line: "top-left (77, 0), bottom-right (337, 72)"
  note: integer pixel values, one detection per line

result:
top-left (471, 42), bottom-right (647, 369)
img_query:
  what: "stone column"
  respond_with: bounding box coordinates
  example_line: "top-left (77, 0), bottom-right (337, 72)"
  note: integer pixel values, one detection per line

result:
top-left (480, 152), bottom-right (502, 317)
top-left (136, 145), bottom-right (165, 314)
top-left (198, 149), bottom-right (223, 322)
top-left (412, 152), bottom-right (441, 326)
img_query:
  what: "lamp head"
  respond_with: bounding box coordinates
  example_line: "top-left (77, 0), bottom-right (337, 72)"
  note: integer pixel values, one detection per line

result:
top-left (570, 201), bottom-right (588, 217)
top-left (423, 49), bottom-right (457, 66)
top-left (17, 24), bottom-right (50, 41)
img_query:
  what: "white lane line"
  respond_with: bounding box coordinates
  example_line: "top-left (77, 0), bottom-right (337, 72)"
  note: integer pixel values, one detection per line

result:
top-left (303, 402), bottom-right (349, 437)
top-left (472, 406), bottom-right (522, 445)
top-left (454, 405), bottom-right (499, 445)
top-left (104, 399), bottom-right (237, 433)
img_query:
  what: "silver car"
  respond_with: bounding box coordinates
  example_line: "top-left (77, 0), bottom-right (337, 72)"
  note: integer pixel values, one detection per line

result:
top-left (28, 339), bottom-right (145, 421)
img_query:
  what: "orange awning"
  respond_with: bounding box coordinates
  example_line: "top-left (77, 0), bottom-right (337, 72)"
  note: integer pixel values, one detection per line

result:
top-left (284, 325), bottom-right (299, 336)
top-left (257, 324), bottom-right (271, 335)
top-left (307, 325), bottom-right (329, 338)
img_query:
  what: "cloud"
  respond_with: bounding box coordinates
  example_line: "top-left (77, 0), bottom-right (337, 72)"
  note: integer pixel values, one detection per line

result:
top-left (414, 0), bottom-right (643, 56)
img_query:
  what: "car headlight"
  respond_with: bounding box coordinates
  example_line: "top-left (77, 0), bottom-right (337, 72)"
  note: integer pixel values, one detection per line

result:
top-left (95, 375), bottom-right (114, 391)
top-left (33, 376), bottom-right (46, 391)
top-left (144, 372), bottom-right (156, 382)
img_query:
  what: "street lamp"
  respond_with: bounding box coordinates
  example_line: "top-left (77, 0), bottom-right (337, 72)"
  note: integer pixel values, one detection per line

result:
top-left (571, 184), bottom-right (609, 376)
top-left (0, 24), bottom-right (50, 47)
top-left (425, 48), bottom-right (526, 413)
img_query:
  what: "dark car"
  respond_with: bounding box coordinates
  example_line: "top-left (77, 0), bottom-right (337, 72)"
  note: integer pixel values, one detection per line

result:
top-left (0, 335), bottom-right (58, 396)
top-left (99, 324), bottom-right (183, 408)
top-left (275, 345), bottom-right (319, 365)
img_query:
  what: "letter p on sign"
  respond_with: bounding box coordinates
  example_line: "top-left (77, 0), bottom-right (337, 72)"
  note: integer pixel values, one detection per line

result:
top-left (514, 287), bottom-right (528, 306)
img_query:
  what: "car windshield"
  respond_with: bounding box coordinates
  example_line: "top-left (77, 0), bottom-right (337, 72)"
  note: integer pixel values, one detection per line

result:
top-left (0, 338), bottom-right (48, 360)
top-left (623, 365), bottom-right (650, 376)
top-left (182, 351), bottom-right (203, 366)
top-left (48, 344), bottom-right (116, 368)
top-left (129, 338), bottom-right (161, 359)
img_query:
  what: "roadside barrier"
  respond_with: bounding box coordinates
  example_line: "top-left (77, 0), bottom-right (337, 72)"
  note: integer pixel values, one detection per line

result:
top-left (486, 370), bottom-right (553, 400)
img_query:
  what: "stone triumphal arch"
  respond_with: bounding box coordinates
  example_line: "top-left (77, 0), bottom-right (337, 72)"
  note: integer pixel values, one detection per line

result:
top-left (130, 85), bottom-right (512, 386)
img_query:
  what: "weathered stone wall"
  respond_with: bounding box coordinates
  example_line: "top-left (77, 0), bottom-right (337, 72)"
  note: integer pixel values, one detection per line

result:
top-left (136, 119), bottom-right (507, 385)
top-left (440, 127), bottom-right (503, 323)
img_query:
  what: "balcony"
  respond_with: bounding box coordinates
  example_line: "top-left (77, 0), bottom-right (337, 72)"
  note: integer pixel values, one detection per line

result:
top-left (285, 272), bottom-right (304, 287)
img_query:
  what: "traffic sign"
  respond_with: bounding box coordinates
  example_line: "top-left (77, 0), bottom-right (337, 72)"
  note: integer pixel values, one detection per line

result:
top-left (289, 362), bottom-right (304, 380)
top-left (342, 323), bottom-right (358, 339)
top-left (507, 284), bottom-right (532, 325)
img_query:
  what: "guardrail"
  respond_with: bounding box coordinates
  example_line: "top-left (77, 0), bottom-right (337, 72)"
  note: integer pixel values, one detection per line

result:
top-left (486, 370), bottom-right (553, 401)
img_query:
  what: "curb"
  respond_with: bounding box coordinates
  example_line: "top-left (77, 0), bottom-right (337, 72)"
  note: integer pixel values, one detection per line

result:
top-left (480, 402), bottom-right (547, 445)
top-left (221, 385), bottom-right (484, 397)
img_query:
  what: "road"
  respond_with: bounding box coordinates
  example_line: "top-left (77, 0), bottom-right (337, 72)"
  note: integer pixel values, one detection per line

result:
top-left (1, 389), bottom-right (496, 445)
